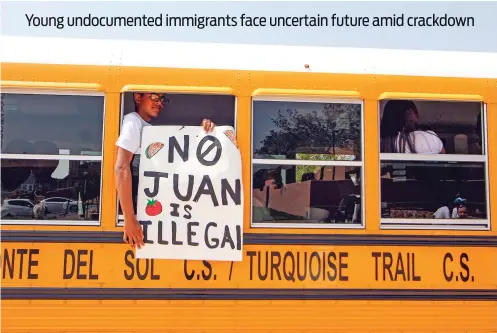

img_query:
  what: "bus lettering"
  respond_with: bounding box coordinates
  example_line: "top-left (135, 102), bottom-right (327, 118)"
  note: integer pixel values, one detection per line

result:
top-left (183, 260), bottom-right (215, 281)
top-left (443, 252), bottom-right (454, 281)
top-left (0, 244), bottom-right (493, 289)
top-left (247, 251), bottom-right (348, 282)
top-left (63, 249), bottom-right (99, 280)
top-left (372, 252), bottom-right (421, 282)
top-left (1, 248), bottom-right (39, 280)
top-left (123, 250), bottom-right (160, 281)
top-left (459, 253), bottom-right (471, 282)
top-left (443, 252), bottom-right (474, 283)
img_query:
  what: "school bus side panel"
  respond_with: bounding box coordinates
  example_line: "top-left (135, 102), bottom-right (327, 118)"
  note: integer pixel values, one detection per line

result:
top-left (2, 300), bottom-right (497, 333)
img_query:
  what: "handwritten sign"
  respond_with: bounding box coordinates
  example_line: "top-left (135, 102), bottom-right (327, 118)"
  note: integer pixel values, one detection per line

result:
top-left (135, 126), bottom-right (243, 261)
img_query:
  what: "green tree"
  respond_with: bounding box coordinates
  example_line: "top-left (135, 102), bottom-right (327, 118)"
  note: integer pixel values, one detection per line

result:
top-left (255, 103), bottom-right (361, 159)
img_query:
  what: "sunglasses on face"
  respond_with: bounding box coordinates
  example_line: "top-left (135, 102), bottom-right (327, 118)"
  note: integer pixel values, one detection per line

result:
top-left (148, 93), bottom-right (169, 104)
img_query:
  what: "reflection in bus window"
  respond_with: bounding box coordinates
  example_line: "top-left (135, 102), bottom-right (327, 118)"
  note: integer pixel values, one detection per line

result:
top-left (252, 98), bottom-right (363, 227)
top-left (1, 93), bottom-right (104, 156)
top-left (379, 99), bottom-right (488, 229)
top-left (116, 91), bottom-right (236, 224)
top-left (0, 92), bottom-right (105, 225)
top-left (253, 164), bottom-right (362, 224)
top-left (253, 100), bottom-right (361, 161)
top-left (1, 158), bottom-right (102, 222)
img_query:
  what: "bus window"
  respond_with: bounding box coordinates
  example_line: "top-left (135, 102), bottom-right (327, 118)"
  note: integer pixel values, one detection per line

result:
top-left (0, 92), bottom-right (104, 225)
top-left (116, 91), bottom-right (236, 225)
top-left (251, 97), bottom-right (363, 227)
top-left (379, 99), bottom-right (489, 229)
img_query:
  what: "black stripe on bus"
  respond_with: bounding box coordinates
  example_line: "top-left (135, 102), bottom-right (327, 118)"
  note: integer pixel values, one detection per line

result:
top-left (2, 288), bottom-right (496, 300)
top-left (1, 230), bottom-right (497, 246)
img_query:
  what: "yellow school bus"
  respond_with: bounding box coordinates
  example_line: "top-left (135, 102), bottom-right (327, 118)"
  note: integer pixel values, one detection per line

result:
top-left (1, 36), bottom-right (497, 332)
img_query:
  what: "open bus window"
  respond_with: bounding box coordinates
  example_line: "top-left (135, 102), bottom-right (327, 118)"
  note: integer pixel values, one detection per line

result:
top-left (0, 92), bottom-right (105, 225)
top-left (379, 99), bottom-right (489, 229)
top-left (251, 97), bottom-right (363, 228)
top-left (116, 91), bottom-right (236, 225)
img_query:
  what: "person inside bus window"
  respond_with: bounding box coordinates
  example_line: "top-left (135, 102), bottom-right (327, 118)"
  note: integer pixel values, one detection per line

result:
top-left (115, 92), bottom-right (227, 249)
top-left (433, 195), bottom-right (467, 219)
top-left (452, 196), bottom-right (466, 218)
top-left (456, 204), bottom-right (468, 218)
top-left (433, 204), bottom-right (451, 219)
top-left (380, 100), bottom-right (445, 154)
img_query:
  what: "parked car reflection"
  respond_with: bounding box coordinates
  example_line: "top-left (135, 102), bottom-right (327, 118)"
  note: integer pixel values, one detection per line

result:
top-left (1, 158), bottom-right (102, 222)
top-left (41, 197), bottom-right (78, 214)
top-left (1, 198), bottom-right (35, 219)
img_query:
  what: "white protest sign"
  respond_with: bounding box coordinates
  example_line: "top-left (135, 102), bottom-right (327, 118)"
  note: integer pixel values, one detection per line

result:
top-left (135, 125), bottom-right (244, 262)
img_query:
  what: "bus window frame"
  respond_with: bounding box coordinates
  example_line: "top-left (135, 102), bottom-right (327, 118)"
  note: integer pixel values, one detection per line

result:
top-left (378, 97), bottom-right (490, 231)
top-left (0, 88), bottom-right (106, 226)
top-left (250, 94), bottom-right (365, 229)
top-left (115, 88), bottom-right (238, 227)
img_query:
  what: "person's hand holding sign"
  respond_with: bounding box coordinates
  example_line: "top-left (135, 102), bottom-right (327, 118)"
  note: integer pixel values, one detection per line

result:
top-left (123, 215), bottom-right (144, 249)
top-left (202, 119), bottom-right (239, 147)
top-left (202, 119), bottom-right (216, 132)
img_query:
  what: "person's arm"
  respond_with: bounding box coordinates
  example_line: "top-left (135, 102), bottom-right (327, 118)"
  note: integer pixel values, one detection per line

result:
top-left (115, 148), bottom-right (135, 223)
top-left (115, 116), bottom-right (144, 248)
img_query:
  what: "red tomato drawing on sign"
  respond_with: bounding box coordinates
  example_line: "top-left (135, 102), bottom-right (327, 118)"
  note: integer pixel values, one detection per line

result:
top-left (145, 199), bottom-right (162, 216)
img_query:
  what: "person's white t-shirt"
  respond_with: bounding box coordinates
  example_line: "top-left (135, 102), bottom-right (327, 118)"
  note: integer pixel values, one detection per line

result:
top-left (434, 206), bottom-right (450, 219)
top-left (115, 112), bottom-right (150, 154)
top-left (395, 130), bottom-right (443, 154)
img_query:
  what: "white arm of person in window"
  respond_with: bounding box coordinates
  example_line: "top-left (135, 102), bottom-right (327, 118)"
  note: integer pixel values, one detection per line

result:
top-left (114, 93), bottom-right (239, 248)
